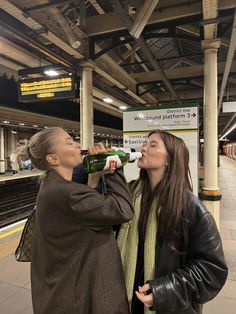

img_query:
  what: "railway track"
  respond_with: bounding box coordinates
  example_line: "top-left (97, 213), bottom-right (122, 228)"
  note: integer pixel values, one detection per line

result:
top-left (0, 177), bottom-right (39, 228)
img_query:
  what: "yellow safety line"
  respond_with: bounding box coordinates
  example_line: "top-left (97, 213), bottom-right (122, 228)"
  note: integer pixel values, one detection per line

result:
top-left (0, 226), bottom-right (23, 239)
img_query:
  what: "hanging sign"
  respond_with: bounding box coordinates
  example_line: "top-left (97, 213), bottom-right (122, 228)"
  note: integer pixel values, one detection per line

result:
top-left (18, 74), bottom-right (76, 102)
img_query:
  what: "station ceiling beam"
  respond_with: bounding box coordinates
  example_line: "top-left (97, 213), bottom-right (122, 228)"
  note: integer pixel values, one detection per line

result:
top-left (132, 61), bottom-right (236, 82)
top-left (218, 9), bottom-right (236, 113)
top-left (129, 0), bottom-right (160, 39)
top-left (0, 1), bottom-right (155, 105)
top-left (111, 0), bottom-right (179, 102)
top-left (23, 0), bottom-right (77, 14)
top-left (156, 87), bottom-right (236, 102)
top-left (86, 0), bottom-right (236, 36)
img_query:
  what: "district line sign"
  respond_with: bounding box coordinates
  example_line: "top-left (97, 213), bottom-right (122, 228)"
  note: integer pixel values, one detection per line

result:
top-left (123, 103), bottom-right (199, 195)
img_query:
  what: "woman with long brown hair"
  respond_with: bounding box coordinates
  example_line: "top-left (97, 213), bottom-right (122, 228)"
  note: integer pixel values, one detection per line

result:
top-left (118, 130), bottom-right (227, 314)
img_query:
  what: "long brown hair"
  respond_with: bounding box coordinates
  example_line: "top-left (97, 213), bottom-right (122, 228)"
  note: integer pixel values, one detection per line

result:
top-left (133, 130), bottom-right (193, 253)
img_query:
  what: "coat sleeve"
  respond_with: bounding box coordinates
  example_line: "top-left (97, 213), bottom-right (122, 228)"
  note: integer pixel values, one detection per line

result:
top-left (67, 169), bottom-right (134, 230)
top-left (148, 211), bottom-right (228, 312)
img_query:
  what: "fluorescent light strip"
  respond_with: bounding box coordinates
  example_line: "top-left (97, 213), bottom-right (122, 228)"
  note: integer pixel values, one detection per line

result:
top-left (219, 122), bottom-right (236, 140)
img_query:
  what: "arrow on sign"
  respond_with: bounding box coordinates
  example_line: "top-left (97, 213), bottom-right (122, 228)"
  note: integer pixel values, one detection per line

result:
top-left (191, 113), bottom-right (196, 117)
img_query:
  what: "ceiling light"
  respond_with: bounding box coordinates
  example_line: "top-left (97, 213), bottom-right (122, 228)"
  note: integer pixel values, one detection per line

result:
top-left (44, 70), bottom-right (59, 76)
top-left (103, 98), bottom-right (113, 103)
top-left (2, 120), bottom-right (10, 124)
top-left (11, 130), bottom-right (17, 134)
top-left (119, 105), bottom-right (127, 110)
top-left (32, 125), bottom-right (38, 127)
top-left (19, 123), bottom-right (25, 126)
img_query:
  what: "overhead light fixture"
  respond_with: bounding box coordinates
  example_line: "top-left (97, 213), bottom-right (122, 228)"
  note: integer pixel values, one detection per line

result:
top-left (103, 97), bottom-right (113, 103)
top-left (32, 124), bottom-right (38, 127)
top-left (119, 105), bottom-right (127, 110)
top-left (19, 123), bottom-right (25, 126)
top-left (11, 130), bottom-right (17, 134)
top-left (219, 123), bottom-right (236, 140)
top-left (3, 120), bottom-right (10, 124)
top-left (44, 70), bottom-right (59, 76)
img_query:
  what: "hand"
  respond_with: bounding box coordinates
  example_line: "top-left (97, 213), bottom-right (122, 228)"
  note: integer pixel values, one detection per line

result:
top-left (135, 283), bottom-right (154, 308)
top-left (88, 143), bottom-right (116, 174)
top-left (87, 142), bottom-right (106, 155)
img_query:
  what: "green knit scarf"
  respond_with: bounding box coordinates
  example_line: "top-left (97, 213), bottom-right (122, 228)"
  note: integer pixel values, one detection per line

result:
top-left (117, 191), bottom-right (158, 314)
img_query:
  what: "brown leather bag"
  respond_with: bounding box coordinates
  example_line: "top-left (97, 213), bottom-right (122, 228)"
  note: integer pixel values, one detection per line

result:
top-left (15, 206), bottom-right (36, 262)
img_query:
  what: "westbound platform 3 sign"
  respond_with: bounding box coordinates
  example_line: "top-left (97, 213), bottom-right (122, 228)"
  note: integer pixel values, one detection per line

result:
top-left (17, 74), bottom-right (76, 102)
top-left (123, 103), bottom-right (199, 195)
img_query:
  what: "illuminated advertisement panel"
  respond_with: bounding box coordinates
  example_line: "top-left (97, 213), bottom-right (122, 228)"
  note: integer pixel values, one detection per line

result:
top-left (18, 74), bottom-right (76, 102)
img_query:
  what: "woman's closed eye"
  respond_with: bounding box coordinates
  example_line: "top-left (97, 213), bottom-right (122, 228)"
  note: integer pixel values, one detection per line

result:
top-left (143, 140), bottom-right (159, 147)
top-left (149, 141), bottom-right (159, 147)
top-left (66, 138), bottom-right (75, 145)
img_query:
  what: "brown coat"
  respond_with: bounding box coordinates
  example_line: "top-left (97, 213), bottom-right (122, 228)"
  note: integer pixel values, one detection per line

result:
top-left (31, 169), bottom-right (133, 314)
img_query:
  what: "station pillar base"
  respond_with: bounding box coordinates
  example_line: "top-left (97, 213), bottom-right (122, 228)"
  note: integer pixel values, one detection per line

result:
top-left (200, 189), bottom-right (221, 229)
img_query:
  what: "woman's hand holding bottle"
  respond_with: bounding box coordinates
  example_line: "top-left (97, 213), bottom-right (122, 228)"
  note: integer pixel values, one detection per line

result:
top-left (87, 143), bottom-right (116, 188)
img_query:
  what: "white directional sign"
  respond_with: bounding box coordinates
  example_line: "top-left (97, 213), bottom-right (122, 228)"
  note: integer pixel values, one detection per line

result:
top-left (123, 105), bottom-right (198, 131)
top-left (123, 103), bottom-right (199, 195)
top-left (223, 101), bottom-right (236, 113)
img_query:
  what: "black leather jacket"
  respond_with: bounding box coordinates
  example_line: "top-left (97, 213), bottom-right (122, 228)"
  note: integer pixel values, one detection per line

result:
top-left (148, 192), bottom-right (228, 313)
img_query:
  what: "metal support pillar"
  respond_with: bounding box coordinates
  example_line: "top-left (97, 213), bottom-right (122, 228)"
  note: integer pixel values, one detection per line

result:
top-left (10, 130), bottom-right (16, 153)
top-left (0, 128), bottom-right (5, 174)
top-left (80, 62), bottom-right (94, 149)
top-left (201, 39), bottom-right (221, 228)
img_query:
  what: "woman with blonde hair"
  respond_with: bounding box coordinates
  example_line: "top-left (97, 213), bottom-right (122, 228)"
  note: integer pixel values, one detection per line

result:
top-left (20, 127), bottom-right (134, 314)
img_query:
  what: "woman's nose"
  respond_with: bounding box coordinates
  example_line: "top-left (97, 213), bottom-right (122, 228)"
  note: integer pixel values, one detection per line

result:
top-left (141, 144), bottom-right (147, 152)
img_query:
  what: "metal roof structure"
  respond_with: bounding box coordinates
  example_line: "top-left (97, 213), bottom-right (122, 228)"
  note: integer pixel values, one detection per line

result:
top-left (0, 0), bottom-right (236, 139)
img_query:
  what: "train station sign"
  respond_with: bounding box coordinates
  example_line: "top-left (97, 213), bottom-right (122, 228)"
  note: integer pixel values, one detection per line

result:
top-left (223, 101), bottom-right (236, 113)
top-left (17, 74), bottom-right (76, 102)
top-left (123, 104), bottom-right (198, 131)
top-left (123, 103), bottom-right (199, 195)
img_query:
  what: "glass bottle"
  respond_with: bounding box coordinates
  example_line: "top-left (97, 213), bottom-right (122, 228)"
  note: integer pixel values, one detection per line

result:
top-left (83, 150), bottom-right (142, 173)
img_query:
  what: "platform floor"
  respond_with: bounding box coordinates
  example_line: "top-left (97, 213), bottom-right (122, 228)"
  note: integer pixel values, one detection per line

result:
top-left (0, 155), bottom-right (235, 313)
top-left (0, 169), bottom-right (42, 182)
